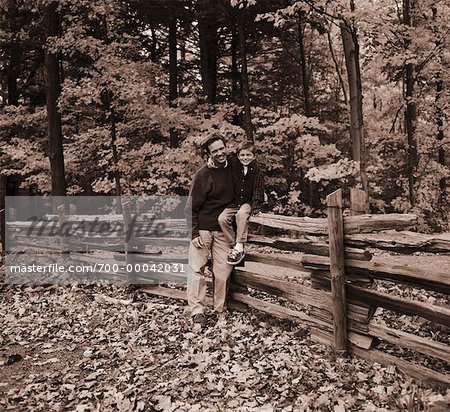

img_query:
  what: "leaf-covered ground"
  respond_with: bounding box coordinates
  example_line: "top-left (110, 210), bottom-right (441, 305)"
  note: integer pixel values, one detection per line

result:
top-left (0, 282), bottom-right (449, 411)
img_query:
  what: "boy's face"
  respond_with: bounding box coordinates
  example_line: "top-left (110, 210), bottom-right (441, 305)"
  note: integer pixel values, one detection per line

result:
top-left (238, 149), bottom-right (255, 166)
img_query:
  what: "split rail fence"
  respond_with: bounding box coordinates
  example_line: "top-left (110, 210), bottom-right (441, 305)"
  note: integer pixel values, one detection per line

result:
top-left (5, 189), bottom-right (450, 388)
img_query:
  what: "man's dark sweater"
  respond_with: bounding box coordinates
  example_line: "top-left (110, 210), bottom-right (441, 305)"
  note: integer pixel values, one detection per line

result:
top-left (185, 163), bottom-right (234, 239)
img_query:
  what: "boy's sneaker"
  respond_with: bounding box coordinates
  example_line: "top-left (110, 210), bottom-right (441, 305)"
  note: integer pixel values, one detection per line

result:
top-left (227, 248), bottom-right (245, 265)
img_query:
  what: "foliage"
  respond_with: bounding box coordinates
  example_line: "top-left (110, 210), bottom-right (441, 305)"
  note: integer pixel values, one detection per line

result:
top-left (0, 283), bottom-right (449, 410)
top-left (358, 0), bottom-right (450, 230)
top-left (0, 0), bottom-right (448, 228)
top-left (0, 106), bottom-right (49, 191)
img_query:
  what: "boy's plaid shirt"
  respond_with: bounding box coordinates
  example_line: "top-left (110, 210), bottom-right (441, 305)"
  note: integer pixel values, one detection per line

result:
top-left (229, 157), bottom-right (265, 210)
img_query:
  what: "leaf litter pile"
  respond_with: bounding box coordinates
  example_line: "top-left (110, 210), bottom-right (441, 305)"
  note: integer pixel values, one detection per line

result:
top-left (0, 284), bottom-right (449, 411)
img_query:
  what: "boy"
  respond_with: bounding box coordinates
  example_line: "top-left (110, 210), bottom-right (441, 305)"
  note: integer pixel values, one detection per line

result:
top-left (218, 141), bottom-right (265, 265)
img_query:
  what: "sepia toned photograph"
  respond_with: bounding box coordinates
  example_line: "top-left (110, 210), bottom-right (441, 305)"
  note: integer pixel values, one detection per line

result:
top-left (0, 0), bottom-right (449, 410)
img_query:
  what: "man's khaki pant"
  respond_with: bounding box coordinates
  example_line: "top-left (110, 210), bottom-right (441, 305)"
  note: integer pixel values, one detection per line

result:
top-left (187, 230), bottom-right (233, 316)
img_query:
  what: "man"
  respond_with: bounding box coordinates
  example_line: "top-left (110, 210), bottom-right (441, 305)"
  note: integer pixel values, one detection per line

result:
top-left (185, 134), bottom-right (234, 325)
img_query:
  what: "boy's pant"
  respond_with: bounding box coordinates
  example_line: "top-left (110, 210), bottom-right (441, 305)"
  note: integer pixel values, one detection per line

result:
top-left (187, 230), bottom-right (233, 316)
top-left (218, 203), bottom-right (252, 245)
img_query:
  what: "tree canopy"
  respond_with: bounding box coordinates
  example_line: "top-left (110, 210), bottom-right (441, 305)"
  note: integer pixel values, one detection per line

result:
top-left (0, 0), bottom-right (448, 229)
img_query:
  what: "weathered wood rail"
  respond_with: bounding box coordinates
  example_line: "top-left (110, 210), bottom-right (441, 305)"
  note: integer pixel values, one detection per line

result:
top-left (5, 191), bottom-right (450, 387)
top-left (142, 189), bottom-right (450, 388)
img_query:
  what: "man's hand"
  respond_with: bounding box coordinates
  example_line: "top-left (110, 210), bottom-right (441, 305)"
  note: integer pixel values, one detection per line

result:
top-left (192, 236), bottom-right (205, 248)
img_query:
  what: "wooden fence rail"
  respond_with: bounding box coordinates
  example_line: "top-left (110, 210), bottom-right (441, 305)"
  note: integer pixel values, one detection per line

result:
top-left (4, 190), bottom-right (450, 387)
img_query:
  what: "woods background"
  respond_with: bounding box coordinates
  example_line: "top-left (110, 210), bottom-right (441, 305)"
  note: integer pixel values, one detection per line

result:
top-left (0, 0), bottom-right (449, 230)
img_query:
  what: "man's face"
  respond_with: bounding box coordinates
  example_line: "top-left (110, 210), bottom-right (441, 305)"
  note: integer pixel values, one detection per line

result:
top-left (238, 149), bottom-right (255, 166)
top-left (208, 139), bottom-right (227, 166)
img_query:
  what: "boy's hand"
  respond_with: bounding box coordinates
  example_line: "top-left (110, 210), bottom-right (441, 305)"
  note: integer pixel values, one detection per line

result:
top-left (251, 208), bottom-right (260, 216)
top-left (206, 157), bottom-right (217, 169)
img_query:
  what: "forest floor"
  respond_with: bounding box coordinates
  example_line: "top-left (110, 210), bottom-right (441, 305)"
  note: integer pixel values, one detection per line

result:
top-left (0, 252), bottom-right (449, 411)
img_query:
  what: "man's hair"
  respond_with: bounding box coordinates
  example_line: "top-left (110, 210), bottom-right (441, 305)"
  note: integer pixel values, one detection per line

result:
top-left (202, 133), bottom-right (226, 155)
top-left (237, 141), bottom-right (256, 154)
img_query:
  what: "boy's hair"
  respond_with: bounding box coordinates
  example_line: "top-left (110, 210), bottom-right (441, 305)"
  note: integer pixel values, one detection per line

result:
top-left (202, 133), bottom-right (226, 155)
top-left (237, 141), bottom-right (256, 154)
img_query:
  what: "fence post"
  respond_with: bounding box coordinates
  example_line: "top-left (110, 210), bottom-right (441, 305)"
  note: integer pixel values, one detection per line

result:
top-left (68, 203), bottom-right (77, 215)
top-left (57, 204), bottom-right (68, 253)
top-left (327, 189), bottom-right (348, 356)
top-left (0, 176), bottom-right (5, 253)
top-left (122, 200), bottom-right (136, 284)
top-left (350, 188), bottom-right (368, 215)
top-left (5, 207), bottom-right (16, 255)
top-left (9, 207), bottom-right (16, 221)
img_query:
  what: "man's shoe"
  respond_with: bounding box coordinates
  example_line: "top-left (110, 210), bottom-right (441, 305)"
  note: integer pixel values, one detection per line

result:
top-left (227, 248), bottom-right (245, 265)
top-left (192, 313), bottom-right (206, 326)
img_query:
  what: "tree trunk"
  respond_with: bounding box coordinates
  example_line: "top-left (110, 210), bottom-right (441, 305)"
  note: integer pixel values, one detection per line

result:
top-left (169, 17), bottom-right (179, 148)
top-left (403, 0), bottom-right (418, 206)
top-left (110, 108), bottom-right (121, 196)
top-left (435, 76), bottom-right (446, 197)
top-left (238, 13), bottom-right (253, 142)
top-left (231, 21), bottom-right (239, 103)
top-left (7, 48), bottom-right (19, 106)
top-left (298, 13), bottom-right (311, 117)
top-left (340, 18), bottom-right (369, 201)
top-left (432, 7), bottom-right (445, 199)
top-left (150, 25), bottom-right (158, 63)
top-left (44, 1), bottom-right (66, 196)
top-left (327, 29), bottom-right (348, 105)
top-left (178, 25), bottom-right (186, 97)
top-left (198, 6), bottom-right (217, 104)
top-left (297, 13), bottom-right (317, 207)
top-left (100, 96), bottom-right (120, 196)
top-left (404, 66), bottom-right (417, 207)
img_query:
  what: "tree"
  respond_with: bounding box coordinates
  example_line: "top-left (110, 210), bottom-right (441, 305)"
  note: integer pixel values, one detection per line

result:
top-left (44, 1), bottom-right (66, 196)
top-left (236, 7), bottom-right (254, 141)
top-left (169, 16), bottom-right (179, 147)
top-left (297, 11), bottom-right (311, 117)
top-left (340, 1), bottom-right (369, 204)
top-left (432, 6), bottom-right (446, 199)
top-left (0, 0), bottom-right (448, 229)
top-left (198, 0), bottom-right (218, 104)
top-left (402, 0), bottom-right (418, 206)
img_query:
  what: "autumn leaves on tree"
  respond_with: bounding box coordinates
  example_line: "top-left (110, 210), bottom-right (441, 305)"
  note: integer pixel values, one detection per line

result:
top-left (0, 0), bottom-right (448, 229)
